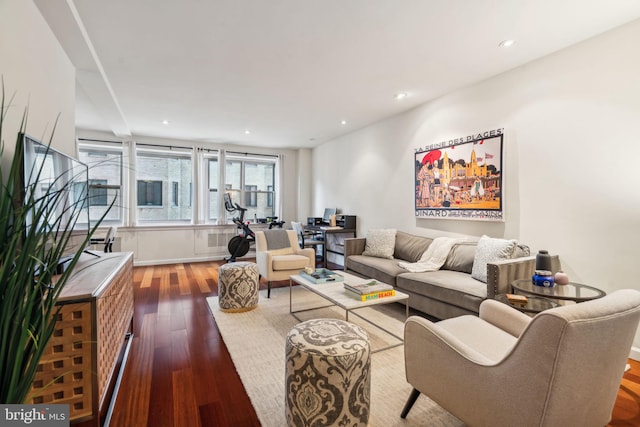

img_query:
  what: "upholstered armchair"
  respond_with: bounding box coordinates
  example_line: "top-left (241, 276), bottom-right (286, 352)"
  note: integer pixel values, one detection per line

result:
top-left (402, 289), bottom-right (640, 427)
top-left (255, 229), bottom-right (315, 298)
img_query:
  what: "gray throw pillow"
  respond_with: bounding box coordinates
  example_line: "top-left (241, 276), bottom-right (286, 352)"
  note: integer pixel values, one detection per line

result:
top-left (362, 229), bottom-right (397, 259)
top-left (471, 235), bottom-right (518, 283)
top-left (442, 242), bottom-right (477, 274)
top-left (393, 231), bottom-right (433, 263)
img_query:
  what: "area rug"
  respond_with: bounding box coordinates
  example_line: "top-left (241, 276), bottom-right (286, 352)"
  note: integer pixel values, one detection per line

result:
top-left (206, 286), bottom-right (464, 427)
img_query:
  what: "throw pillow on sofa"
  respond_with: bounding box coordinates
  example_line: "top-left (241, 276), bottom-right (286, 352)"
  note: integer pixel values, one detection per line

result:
top-left (442, 241), bottom-right (477, 274)
top-left (471, 235), bottom-right (518, 283)
top-left (393, 231), bottom-right (432, 263)
top-left (362, 229), bottom-right (397, 259)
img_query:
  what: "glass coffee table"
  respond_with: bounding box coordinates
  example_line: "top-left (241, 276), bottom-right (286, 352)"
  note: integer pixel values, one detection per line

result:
top-left (289, 270), bottom-right (409, 352)
top-left (511, 279), bottom-right (606, 303)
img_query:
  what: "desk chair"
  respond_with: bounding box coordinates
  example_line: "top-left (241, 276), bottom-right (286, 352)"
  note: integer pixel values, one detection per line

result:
top-left (291, 221), bottom-right (324, 266)
top-left (90, 226), bottom-right (117, 252)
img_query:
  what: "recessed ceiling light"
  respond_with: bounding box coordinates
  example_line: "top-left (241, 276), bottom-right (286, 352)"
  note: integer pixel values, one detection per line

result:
top-left (244, 129), bottom-right (251, 135)
top-left (340, 120), bottom-right (347, 125)
top-left (162, 119), bottom-right (170, 125)
top-left (499, 39), bottom-right (515, 48)
top-left (394, 92), bottom-right (408, 100)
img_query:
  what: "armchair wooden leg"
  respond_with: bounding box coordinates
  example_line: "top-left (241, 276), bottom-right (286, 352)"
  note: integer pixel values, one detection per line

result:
top-left (267, 281), bottom-right (271, 299)
top-left (400, 388), bottom-right (421, 419)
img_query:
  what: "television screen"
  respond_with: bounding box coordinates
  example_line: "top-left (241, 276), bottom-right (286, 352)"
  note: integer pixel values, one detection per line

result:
top-left (22, 134), bottom-right (91, 260)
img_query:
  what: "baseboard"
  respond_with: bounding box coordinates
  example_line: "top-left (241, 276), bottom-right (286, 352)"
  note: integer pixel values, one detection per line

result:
top-left (132, 250), bottom-right (257, 266)
top-left (629, 346), bottom-right (640, 362)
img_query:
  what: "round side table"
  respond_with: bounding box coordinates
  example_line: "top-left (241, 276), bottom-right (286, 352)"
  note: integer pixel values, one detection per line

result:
top-left (495, 294), bottom-right (560, 314)
top-left (511, 279), bottom-right (605, 303)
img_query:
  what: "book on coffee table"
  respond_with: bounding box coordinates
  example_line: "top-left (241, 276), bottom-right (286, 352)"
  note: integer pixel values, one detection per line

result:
top-left (343, 280), bottom-right (393, 295)
top-left (344, 288), bottom-right (396, 301)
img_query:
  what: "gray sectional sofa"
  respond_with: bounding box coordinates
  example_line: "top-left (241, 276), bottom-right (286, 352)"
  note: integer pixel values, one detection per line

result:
top-left (344, 231), bottom-right (560, 320)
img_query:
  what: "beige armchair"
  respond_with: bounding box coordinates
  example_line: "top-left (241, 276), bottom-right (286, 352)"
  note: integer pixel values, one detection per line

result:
top-left (402, 289), bottom-right (640, 427)
top-left (255, 229), bottom-right (315, 298)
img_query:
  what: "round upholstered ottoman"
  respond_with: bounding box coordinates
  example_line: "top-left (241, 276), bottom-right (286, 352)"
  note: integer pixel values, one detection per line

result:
top-left (218, 262), bottom-right (260, 312)
top-left (285, 318), bottom-right (370, 427)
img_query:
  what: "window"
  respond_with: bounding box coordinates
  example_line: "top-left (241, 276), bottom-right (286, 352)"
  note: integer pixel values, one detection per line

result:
top-left (225, 155), bottom-right (276, 222)
top-left (245, 185), bottom-right (257, 207)
top-left (135, 145), bottom-right (193, 223)
top-left (137, 180), bottom-right (162, 206)
top-left (172, 181), bottom-right (179, 206)
top-left (89, 179), bottom-right (108, 206)
top-left (78, 142), bottom-right (279, 226)
top-left (78, 141), bottom-right (124, 225)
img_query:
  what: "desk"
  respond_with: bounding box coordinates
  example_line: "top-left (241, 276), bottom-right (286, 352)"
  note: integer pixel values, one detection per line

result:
top-left (304, 225), bottom-right (356, 266)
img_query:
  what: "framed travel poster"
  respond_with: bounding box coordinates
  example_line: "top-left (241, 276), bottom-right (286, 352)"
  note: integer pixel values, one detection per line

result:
top-left (414, 130), bottom-right (504, 221)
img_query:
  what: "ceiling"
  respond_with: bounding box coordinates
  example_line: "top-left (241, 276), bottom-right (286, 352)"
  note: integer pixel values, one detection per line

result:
top-left (35, 0), bottom-right (640, 149)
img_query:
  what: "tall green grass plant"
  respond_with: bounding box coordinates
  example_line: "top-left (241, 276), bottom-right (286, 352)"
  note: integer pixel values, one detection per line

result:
top-left (0, 83), bottom-right (112, 403)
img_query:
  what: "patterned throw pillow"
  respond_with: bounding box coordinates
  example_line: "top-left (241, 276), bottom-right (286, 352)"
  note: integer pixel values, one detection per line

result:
top-left (471, 235), bottom-right (518, 283)
top-left (362, 229), bottom-right (397, 259)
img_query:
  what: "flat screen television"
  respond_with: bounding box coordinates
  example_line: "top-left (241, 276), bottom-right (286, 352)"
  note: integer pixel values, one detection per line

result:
top-left (21, 134), bottom-right (92, 264)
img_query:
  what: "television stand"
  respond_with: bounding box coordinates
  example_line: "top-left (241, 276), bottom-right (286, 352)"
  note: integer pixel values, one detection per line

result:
top-left (30, 252), bottom-right (134, 426)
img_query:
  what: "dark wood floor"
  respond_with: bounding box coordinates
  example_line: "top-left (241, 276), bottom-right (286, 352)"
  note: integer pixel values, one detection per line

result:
top-left (102, 260), bottom-right (640, 427)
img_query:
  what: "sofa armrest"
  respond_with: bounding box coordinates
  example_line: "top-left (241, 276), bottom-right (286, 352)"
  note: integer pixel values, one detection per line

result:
top-left (344, 237), bottom-right (366, 258)
top-left (486, 254), bottom-right (562, 298)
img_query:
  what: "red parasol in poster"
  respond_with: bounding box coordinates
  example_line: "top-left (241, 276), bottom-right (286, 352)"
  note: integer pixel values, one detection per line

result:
top-left (421, 149), bottom-right (441, 165)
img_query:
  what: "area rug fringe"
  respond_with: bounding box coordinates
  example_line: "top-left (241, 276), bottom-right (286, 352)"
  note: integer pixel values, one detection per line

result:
top-left (207, 286), bottom-right (463, 427)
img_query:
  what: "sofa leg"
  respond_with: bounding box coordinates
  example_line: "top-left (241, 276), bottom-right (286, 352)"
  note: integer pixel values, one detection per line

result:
top-left (400, 388), bottom-right (421, 419)
top-left (267, 281), bottom-right (271, 298)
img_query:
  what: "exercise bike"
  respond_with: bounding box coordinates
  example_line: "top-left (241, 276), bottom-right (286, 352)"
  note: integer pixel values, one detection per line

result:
top-left (224, 194), bottom-right (254, 262)
top-left (223, 193), bottom-right (285, 263)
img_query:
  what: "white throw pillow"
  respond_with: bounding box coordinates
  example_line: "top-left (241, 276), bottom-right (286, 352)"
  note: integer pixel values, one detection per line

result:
top-left (362, 229), bottom-right (397, 259)
top-left (471, 235), bottom-right (518, 283)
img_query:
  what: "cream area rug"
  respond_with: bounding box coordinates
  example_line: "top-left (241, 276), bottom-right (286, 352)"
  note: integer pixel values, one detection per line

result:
top-left (206, 286), bottom-right (464, 427)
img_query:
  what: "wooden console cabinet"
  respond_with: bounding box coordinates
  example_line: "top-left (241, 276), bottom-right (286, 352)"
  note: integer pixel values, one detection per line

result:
top-left (29, 252), bottom-right (134, 425)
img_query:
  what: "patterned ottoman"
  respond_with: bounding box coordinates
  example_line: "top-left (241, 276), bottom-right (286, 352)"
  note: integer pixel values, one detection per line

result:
top-left (285, 318), bottom-right (370, 427)
top-left (218, 262), bottom-right (260, 312)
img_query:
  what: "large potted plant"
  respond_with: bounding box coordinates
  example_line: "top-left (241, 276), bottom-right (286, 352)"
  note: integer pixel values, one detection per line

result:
top-left (0, 86), bottom-right (112, 403)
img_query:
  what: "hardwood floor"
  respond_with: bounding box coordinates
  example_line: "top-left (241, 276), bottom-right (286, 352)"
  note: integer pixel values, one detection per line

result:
top-left (101, 260), bottom-right (640, 426)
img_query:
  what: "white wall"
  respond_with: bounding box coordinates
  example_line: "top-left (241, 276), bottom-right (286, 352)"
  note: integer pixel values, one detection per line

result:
top-left (296, 148), bottom-right (313, 222)
top-left (0, 0), bottom-right (75, 165)
top-left (313, 19), bottom-right (640, 352)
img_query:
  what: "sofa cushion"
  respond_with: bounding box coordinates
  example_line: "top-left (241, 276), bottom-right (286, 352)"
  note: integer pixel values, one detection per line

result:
top-left (397, 271), bottom-right (487, 313)
top-left (345, 255), bottom-right (405, 286)
top-left (442, 241), bottom-right (477, 274)
top-left (471, 235), bottom-right (518, 283)
top-left (362, 228), bottom-right (396, 259)
top-left (393, 231), bottom-right (433, 263)
top-left (272, 254), bottom-right (310, 271)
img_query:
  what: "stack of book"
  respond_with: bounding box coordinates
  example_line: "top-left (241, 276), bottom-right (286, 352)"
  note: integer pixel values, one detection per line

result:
top-left (343, 280), bottom-right (395, 301)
